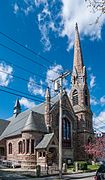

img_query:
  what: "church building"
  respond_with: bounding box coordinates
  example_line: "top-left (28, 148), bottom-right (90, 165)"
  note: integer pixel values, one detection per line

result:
top-left (0, 24), bottom-right (93, 169)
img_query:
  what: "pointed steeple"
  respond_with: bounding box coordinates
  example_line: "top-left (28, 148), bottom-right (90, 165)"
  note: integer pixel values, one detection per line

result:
top-left (45, 86), bottom-right (50, 99)
top-left (13, 99), bottom-right (21, 117)
top-left (73, 23), bottom-right (84, 74)
top-left (45, 87), bottom-right (51, 132)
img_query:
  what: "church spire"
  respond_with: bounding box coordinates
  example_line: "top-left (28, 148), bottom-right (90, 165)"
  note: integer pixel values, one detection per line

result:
top-left (13, 99), bottom-right (21, 117)
top-left (73, 23), bottom-right (84, 74)
top-left (45, 87), bottom-right (51, 132)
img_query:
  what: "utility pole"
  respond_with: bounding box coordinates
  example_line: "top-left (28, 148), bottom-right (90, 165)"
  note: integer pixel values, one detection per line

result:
top-left (52, 71), bottom-right (71, 179)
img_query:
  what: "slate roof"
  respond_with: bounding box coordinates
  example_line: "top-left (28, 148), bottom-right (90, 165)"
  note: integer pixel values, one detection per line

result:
top-left (35, 133), bottom-right (54, 149)
top-left (0, 94), bottom-right (59, 140)
top-left (0, 119), bottom-right (10, 136)
top-left (22, 111), bottom-right (46, 132)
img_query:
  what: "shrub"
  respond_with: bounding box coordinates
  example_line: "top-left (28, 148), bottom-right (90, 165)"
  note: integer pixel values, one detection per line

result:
top-left (74, 161), bottom-right (88, 170)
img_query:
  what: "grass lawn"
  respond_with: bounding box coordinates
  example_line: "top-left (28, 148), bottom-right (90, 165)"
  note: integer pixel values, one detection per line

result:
top-left (87, 164), bottom-right (100, 171)
top-left (67, 164), bottom-right (100, 173)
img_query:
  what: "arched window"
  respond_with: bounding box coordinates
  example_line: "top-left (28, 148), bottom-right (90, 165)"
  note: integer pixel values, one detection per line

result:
top-left (8, 143), bottom-right (12, 154)
top-left (72, 89), bottom-right (78, 106)
top-left (18, 141), bottom-right (22, 154)
top-left (63, 118), bottom-right (67, 139)
top-left (31, 139), bottom-right (34, 154)
top-left (63, 118), bottom-right (71, 147)
top-left (23, 140), bottom-right (25, 153)
top-left (85, 90), bottom-right (88, 106)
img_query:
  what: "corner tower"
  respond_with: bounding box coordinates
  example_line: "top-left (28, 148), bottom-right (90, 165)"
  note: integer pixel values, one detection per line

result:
top-left (13, 99), bottom-right (21, 117)
top-left (70, 23), bottom-right (93, 160)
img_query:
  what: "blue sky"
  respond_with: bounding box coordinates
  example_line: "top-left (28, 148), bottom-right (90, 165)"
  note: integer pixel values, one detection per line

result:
top-left (0, 0), bottom-right (105, 132)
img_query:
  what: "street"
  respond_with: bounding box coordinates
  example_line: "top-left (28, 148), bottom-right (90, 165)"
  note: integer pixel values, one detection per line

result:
top-left (0, 168), bottom-right (95, 180)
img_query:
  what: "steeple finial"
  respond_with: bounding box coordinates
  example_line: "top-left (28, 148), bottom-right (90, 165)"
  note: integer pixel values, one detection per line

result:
top-left (45, 87), bottom-right (50, 99)
top-left (73, 23), bottom-right (84, 74)
top-left (13, 98), bottom-right (21, 117)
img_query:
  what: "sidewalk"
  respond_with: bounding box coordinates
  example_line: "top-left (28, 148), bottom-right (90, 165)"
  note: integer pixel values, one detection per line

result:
top-left (19, 172), bottom-right (95, 180)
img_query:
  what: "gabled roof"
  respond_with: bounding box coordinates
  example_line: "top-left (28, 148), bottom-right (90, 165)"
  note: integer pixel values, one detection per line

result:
top-left (35, 133), bottom-right (54, 149)
top-left (0, 92), bottom-right (75, 140)
top-left (0, 119), bottom-right (10, 136)
top-left (0, 110), bottom-right (47, 140)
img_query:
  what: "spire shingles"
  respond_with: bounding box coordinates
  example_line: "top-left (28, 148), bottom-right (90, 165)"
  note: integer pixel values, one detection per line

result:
top-left (73, 23), bottom-right (84, 74)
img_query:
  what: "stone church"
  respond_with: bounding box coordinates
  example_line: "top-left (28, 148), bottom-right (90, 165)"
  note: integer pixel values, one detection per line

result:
top-left (0, 24), bottom-right (93, 169)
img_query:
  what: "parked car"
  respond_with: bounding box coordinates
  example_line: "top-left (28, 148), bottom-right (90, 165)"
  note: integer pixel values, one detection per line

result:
top-left (2, 160), bottom-right (21, 168)
top-left (94, 163), bottom-right (105, 180)
top-left (11, 160), bottom-right (21, 168)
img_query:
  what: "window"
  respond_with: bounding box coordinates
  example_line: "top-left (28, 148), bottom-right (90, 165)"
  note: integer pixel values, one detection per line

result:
top-left (67, 121), bottom-right (71, 140)
top-left (85, 90), bottom-right (88, 106)
top-left (43, 152), bottom-right (45, 157)
top-left (31, 139), bottom-right (34, 154)
top-left (8, 143), bottom-right (12, 154)
top-left (63, 118), bottom-right (71, 140)
top-left (72, 89), bottom-right (78, 106)
top-left (38, 152), bottom-right (42, 157)
top-left (18, 141), bottom-right (22, 154)
top-left (23, 140), bottom-right (25, 153)
top-left (63, 119), bottom-right (67, 139)
top-left (0, 147), bottom-right (4, 156)
top-left (26, 139), bottom-right (30, 153)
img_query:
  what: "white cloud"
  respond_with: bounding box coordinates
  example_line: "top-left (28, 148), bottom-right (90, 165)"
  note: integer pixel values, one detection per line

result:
top-left (100, 96), bottom-right (105, 106)
top-left (35, 0), bottom-right (47, 7)
top-left (46, 64), bottom-right (63, 82)
top-left (28, 77), bottom-right (45, 97)
top-left (59, 0), bottom-right (105, 50)
top-left (23, 5), bottom-right (33, 16)
top-left (13, 3), bottom-right (19, 14)
top-left (35, 0), bottom-right (105, 51)
top-left (87, 67), bottom-right (92, 71)
top-left (90, 97), bottom-right (98, 105)
top-left (90, 74), bottom-right (96, 89)
top-left (20, 97), bottom-right (35, 109)
top-left (0, 62), bottom-right (13, 86)
top-left (46, 64), bottom-right (65, 95)
top-left (15, 0), bottom-right (105, 51)
top-left (27, 64), bottom-right (68, 97)
top-left (93, 111), bottom-right (105, 132)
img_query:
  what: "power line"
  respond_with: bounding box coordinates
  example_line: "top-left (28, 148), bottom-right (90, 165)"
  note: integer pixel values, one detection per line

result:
top-left (0, 42), bottom-right (60, 75)
top-left (0, 42), bottom-right (48, 70)
top-left (0, 69), bottom-right (47, 88)
top-left (0, 87), bottom-right (44, 103)
top-left (1, 86), bottom-right (45, 101)
top-left (0, 31), bottom-right (55, 65)
top-left (0, 58), bottom-right (48, 81)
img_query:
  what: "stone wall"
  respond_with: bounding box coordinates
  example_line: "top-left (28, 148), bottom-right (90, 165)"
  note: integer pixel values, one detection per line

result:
top-left (6, 131), bottom-right (44, 169)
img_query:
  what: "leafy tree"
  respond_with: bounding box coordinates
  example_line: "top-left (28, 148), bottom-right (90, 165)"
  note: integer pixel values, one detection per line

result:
top-left (84, 135), bottom-right (105, 162)
top-left (85, 0), bottom-right (105, 23)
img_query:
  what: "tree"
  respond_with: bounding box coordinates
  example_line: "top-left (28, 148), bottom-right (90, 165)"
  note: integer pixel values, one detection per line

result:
top-left (85, 0), bottom-right (105, 23)
top-left (86, 0), bottom-right (105, 13)
top-left (84, 135), bottom-right (105, 162)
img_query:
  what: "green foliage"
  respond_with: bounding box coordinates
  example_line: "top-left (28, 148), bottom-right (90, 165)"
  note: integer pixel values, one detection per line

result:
top-left (88, 164), bottom-right (99, 170)
top-left (77, 161), bottom-right (88, 170)
top-left (67, 161), bottom-right (99, 172)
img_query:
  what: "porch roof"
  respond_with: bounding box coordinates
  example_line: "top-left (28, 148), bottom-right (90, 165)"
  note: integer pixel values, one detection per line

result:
top-left (35, 133), bottom-right (54, 150)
